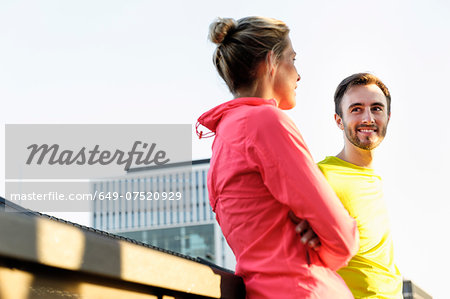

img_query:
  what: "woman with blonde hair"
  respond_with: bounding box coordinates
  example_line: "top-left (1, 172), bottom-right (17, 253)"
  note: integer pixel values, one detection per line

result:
top-left (197, 16), bottom-right (358, 298)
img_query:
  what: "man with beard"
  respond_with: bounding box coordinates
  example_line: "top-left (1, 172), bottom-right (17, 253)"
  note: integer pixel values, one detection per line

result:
top-left (317, 73), bottom-right (402, 298)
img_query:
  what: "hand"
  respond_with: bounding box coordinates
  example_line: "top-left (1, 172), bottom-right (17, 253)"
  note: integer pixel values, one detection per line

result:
top-left (288, 210), bottom-right (321, 251)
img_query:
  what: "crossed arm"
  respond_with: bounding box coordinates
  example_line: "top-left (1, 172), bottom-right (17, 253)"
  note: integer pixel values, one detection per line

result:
top-left (289, 210), bottom-right (321, 251)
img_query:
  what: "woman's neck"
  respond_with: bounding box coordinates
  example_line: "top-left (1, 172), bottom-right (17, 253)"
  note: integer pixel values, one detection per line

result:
top-left (235, 79), bottom-right (275, 103)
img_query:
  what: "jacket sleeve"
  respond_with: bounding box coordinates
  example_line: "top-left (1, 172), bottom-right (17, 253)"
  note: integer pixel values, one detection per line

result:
top-left (246, 106), bottom-right (359, 270)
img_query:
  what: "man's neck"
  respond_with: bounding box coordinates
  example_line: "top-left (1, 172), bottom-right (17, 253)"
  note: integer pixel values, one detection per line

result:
top-left (336, 145), bottom-right (375, 168)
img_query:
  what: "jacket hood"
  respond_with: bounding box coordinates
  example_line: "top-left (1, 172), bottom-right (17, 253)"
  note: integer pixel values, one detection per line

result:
top-left (196, 97), bottom-right (277, 138)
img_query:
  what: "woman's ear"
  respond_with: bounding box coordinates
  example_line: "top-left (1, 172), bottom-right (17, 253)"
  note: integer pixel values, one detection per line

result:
top-left (265, 51), bottom-right (277, 77)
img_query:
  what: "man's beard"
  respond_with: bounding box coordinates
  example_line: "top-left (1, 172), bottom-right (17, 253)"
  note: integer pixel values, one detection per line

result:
top-left (344, 124), bottom-right (388, 150)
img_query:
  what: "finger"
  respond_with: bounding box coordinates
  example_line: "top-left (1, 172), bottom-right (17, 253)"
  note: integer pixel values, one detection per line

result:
top-left (295, 220), bottom-right (310, 235)
top-left (300, 229), bottom-right (316, 244)
top-left (308, 238), bottom-right (321, 251)
top-left (288, 210), bottom-right (302, 224)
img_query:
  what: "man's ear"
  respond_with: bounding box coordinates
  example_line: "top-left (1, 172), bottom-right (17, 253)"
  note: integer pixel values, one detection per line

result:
top-left (335, 114), bottom-right (344, 130)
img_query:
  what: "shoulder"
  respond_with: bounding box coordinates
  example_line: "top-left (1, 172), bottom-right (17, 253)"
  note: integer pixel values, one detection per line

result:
top-left (318, 157), bottom-right (337, 172)
top-left (317, 157), bottom-right (349, 186)
top-left (243, 105), bottom-right (310, 160)
top-left (247, 104), bottom-right (284, 121)
top-left (246, 105), bottom-right (298, 136)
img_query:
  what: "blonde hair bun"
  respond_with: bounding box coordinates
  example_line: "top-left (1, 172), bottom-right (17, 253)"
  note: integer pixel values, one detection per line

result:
top-left (208, 16), bottom-right (289, 94)
top-left (209, 17), bottom-right (237, 45)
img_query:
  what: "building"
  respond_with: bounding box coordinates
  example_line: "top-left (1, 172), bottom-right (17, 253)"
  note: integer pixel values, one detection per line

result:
top-left (403, 280), bottom-right (433, 299)
top-left (91, 159), bottom-right (236, 270)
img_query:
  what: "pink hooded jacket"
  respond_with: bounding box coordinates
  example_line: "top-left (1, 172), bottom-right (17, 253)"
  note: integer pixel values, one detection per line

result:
top-left (197, 97), bottom-right (358, 298)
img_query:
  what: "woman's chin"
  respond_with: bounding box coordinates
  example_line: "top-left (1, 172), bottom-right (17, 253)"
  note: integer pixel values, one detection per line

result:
top-left (278, 100), bottom-right (296, 110)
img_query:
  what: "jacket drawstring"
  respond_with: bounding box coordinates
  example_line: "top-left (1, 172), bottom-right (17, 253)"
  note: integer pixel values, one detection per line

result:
top-left (196, 121), bottom-right (215, 139)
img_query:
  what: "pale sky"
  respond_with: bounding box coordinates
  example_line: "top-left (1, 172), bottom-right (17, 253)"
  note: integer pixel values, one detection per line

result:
top-left (1, 0), bottom-right (449, 297)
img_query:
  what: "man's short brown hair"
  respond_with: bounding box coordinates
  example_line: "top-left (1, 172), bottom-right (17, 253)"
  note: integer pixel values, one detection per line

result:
top-left (334, 73), bottom-right (391, 117)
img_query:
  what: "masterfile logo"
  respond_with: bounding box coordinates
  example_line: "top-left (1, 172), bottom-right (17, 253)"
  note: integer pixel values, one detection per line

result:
top-left (26, 141), bottom-right (170, 171)
top-left (5, 124), bottom-right (192, 212)
top-left (6, 124), bottom-right (190, 179)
